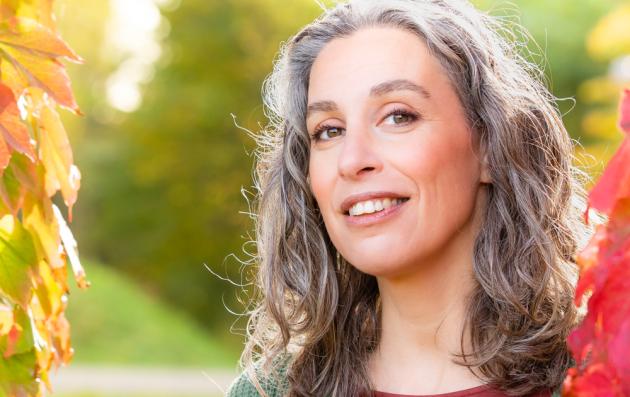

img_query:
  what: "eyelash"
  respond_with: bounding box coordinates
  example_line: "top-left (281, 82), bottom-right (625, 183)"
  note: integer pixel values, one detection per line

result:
top-left (309, 108), bottom-right (420, 142)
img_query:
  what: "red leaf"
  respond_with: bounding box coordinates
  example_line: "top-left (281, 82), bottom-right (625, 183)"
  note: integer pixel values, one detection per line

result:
top-left (565, 362), bottom-right (623, 397)
top-left (575, 226), bottom-right (607, 306)
top-left (609, 319), bottom-right (630, 391)
top-left (620, 89), bottom-right (630, 133)
top-left (570, 199), bottom-right (630, 372)
top-left (587, 138), bottom-right (630, 215)
top-left (0, 17), bottom-right (83, 63)
top-left (0, 83), bottom-right (35, 161)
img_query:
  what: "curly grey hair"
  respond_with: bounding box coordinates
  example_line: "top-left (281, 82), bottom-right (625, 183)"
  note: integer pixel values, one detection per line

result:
top-left (240, 0), bottom-right (589, 395)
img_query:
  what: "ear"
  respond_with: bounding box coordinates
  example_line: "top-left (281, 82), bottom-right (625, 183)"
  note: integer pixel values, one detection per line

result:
top-left (480, 151), bottom-right (491, 184)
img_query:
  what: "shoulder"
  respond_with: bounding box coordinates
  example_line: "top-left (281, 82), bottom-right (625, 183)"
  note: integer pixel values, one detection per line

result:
top-left (226, 371), bottom-right (264, 397)
top-left (226, 361), bottom-right (290, 397)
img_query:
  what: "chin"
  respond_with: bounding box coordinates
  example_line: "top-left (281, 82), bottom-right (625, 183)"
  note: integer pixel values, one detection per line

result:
top-left (347, 257), bottom-right (411, 279)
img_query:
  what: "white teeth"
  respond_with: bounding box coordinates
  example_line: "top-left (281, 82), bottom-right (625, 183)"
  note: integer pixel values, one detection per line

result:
top-left (348, 197), bottom-right (406, 216)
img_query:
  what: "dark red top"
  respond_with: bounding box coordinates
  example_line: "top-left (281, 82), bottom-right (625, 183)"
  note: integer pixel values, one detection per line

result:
top-left (373, 384), bottom-right (552, 397)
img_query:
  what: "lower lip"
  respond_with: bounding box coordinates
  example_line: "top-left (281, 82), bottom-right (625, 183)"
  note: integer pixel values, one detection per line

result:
top-left (344, 199), bottom-right (409, 227)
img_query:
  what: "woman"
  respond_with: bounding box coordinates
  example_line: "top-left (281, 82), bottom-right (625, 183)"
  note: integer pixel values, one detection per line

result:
top-left (228, 0), bottom-right (588, 396)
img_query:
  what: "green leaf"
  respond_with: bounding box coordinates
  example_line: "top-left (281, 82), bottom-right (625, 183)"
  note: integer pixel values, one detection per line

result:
top-left (0, 154), bottom-right (27, 217)
top-left (0, 214), bottom-right (37, 308)
top-left (0, 349), bottom-right (38, 397)
top-left (1, 305), bottom-right (35, 358)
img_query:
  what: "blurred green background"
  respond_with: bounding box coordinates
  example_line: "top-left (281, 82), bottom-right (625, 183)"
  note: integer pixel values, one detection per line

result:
top-left (49, 0), bottom-right (629, 392)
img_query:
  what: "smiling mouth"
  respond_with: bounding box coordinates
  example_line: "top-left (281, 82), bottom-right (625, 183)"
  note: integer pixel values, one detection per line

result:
top-left (344, 197), bottom-right (410, 216)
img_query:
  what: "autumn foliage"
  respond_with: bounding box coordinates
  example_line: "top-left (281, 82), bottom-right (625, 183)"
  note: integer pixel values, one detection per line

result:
top-left (562, 90), bottom-right (630, 396)
top-left (0, 1), bottom-right (86, 396)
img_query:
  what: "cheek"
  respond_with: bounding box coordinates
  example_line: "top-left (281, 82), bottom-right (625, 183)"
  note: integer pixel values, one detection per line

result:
top-left (308, 153), bottom-right (334, 211)
top-left (399, 130), bottom-right (480, 186)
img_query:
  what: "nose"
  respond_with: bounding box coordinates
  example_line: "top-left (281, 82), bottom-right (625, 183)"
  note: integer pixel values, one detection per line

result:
top-left (337, 123), bottom-right (383, 179)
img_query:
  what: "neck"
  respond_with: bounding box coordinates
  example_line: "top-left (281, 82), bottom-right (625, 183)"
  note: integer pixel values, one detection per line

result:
top-left (376, 232), bottom-right (477, 361)
top-left (368, 193), bottom-right (486, 393)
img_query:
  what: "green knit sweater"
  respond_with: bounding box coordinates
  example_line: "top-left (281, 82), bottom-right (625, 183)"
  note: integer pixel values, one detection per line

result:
top-left (226, 365), bottom-right (565, 397)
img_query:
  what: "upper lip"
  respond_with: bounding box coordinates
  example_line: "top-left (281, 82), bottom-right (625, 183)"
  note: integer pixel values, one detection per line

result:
top-left (340, 191), bottom-right (410, 214)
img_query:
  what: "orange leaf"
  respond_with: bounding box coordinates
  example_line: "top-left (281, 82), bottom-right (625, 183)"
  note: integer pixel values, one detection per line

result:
top-left (9, 152), bottom-right (40, 197)
top-left (0, 44), bottom-right (80, 113)
top-left (0, 17), bottom-right (82, 63)
top-left (50, 312), bottom-right (72, 364)
top-left (0, 133), bottom-right (9, 174)
top-left (0, 83), bottom-right (35, 162)
top-left (39, 105), bottom-right (80, 213)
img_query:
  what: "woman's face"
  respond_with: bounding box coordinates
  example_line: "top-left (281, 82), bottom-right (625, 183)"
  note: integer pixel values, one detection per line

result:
top-left (306, 27), bottom-right (490, 278)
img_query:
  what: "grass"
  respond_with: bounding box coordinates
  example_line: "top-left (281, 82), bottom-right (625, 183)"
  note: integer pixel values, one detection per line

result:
top-left (64, 261), bottom-right (240, 368)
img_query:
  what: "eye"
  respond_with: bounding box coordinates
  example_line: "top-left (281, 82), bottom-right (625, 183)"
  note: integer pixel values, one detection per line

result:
top-left (382, 108), bottom-right (420, 126)
top-left (310, 124), bottom-right (344, 142)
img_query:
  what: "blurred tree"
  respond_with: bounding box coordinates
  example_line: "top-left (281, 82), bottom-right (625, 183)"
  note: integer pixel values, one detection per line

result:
top-left (575, 3), bottom-right (630, 180)
top-left (69, 0), bottom-right (326, 348)
top-left (474, 0), bottom-right (614, 143)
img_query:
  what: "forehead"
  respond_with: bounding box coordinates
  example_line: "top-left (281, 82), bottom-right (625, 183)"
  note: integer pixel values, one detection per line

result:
top-left (307, 26), bottom-right (449, 103)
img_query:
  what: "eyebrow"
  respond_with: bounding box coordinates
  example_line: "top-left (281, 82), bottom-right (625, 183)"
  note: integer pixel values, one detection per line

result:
top-left (370, 79), bottom-right (431, 98)
top-left (306, 79), bottom-right (431, 118)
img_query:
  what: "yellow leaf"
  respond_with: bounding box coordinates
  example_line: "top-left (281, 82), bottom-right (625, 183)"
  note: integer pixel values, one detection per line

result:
top-left (0, 303), bottom-right (12, 334)
top-left (31, 260), bottom-right (65, 319)
top-left (582, 110), bottom-right (621, 141)
top-left (587, 4), bottom-right (630, 61)
top-left (39, 105), bottom-right (80, 214)
top-left (22, 195), bottom-right (63, 269)
top-left (0, 58), bottom-right (28, 99)
top-left (0, 0), bottom-right (55, 31)
top-left (0, 17), bottom-right (82, 63)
